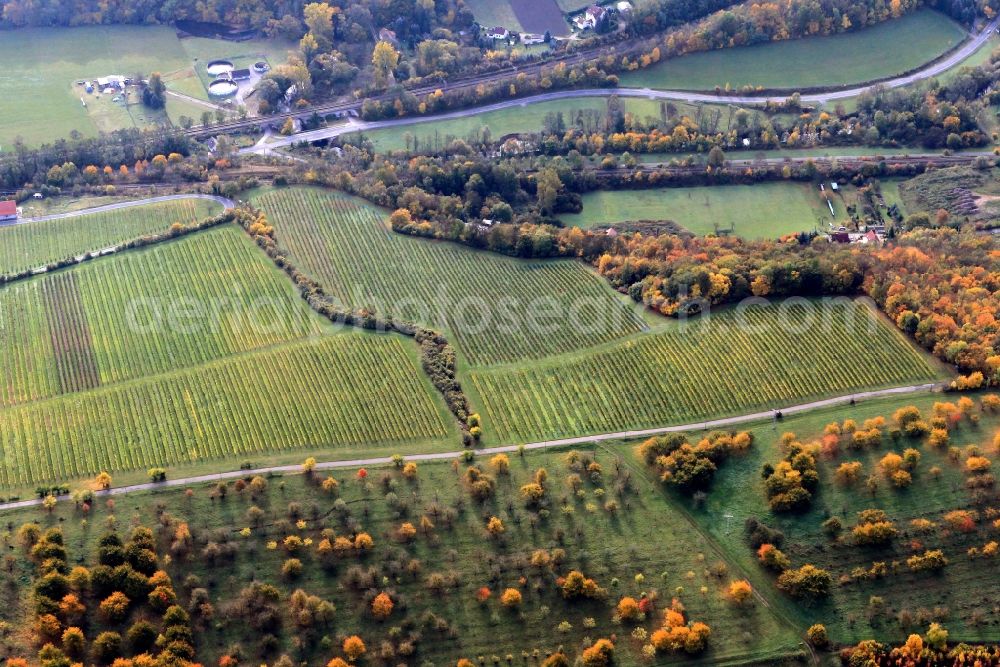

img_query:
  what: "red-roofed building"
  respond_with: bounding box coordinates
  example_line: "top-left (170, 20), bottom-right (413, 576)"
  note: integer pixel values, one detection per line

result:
top-left (0, 200), bottom-right (17, 223)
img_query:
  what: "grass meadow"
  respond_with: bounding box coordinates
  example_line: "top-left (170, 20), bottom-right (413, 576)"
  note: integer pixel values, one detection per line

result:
top-left (560, 183), bottom-right (837, 238)
top-left (0, 197), bottom-right (221, 275)
top-left (0, 26), bottom-right (291, 146)
top-left (688, 391), bottom-right (1000, 646)
top-left (0, 446), bottom-right (805, 666)
top-left (619, 10), bottom-right (965, 92)
top-left (252, 187), bottom-right (647, 366)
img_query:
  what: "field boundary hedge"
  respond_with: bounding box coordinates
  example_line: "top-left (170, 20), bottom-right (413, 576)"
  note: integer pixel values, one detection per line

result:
top-left (0, 207), bottom-right (235, 288)
top-left (233, 205), bottom-right (476, 445)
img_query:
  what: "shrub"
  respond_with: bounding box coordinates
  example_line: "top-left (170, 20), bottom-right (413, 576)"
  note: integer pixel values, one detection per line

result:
top-left (371, 592), bottom-right (393, 620)
top-left (581, 638), bottom-right (615, 666)
top-left (343, 635), bottom-right (366, 661)
top-left (727, 580), bottom-right (753, 605)
top-left (806, 624), bottom-right (829, 648)
top-left (907, 550), bottom-right (948, 573)
top-left (489, 454), bottom-right (510, 474)
top-left (92, 631), bottom-right (123, 664)
top-left (616, 596), bottom-right (641, 621)
top-left (757, 544), bottom-right (790, 571)
top-left (282, 559), bottom-right (303, 579)
top-left (98, 591), bottom-right (130, 624)
top-left (397, 522), bottom-right (417, 541)
top-left (852, 510), bottom-right (898, 546)
top-left (835, 461), bottom-right (863, 484)
top-left (500, 588), bottom-right (522, 608)
top-left (486, 517), bottom-right (504, 536)
top-left (776, 565), bottom-right (832, 600)
top-left (560, 570), bottom-right (605, 599)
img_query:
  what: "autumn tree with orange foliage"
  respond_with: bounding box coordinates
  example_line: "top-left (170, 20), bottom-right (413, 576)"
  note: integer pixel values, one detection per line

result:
top-left (343, 636), bottom-right (366, 661)
top-left (371, 592), bottom-right (394, 620)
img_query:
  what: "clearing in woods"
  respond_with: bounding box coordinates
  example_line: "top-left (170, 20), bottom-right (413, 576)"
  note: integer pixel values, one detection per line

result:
top-left (559, 183), bottom-right (836, 238)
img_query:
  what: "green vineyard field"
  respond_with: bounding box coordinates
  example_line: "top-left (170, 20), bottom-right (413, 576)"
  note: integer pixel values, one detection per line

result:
top-left (0, 225), bottom-right (321, 407)
top-left (470, 300), bottom-right (944, 442)
top-left (252, 187), bottom-right (645, 366)
top-left (0, 198), bottom-right (221, 276)
top-left (0, 334), bottom-right (453, 490)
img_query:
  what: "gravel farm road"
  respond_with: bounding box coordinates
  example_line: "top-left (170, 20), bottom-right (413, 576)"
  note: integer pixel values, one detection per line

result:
top-left (0, 382), bottom-right (943, 512)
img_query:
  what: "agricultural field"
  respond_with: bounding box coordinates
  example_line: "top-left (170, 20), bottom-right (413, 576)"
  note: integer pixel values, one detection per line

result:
top-left (508, 0), bottom-right (569, 35)
top-left (353, 97), bottom-right (722, 152)
top-left (560, 183), bottom-right (838, 238)
top-left (465, 0), bottom-right (525, 32)
top-left (0, 197), bottom-right (221, 275)
top-left (0, 333), bottom-right (452, 493)
top-left (0, 25), bottom-right (290, 146)
top-left (468, 299), bottom-right (944, 443)
top-left (0, 224), bottom-right (455, 492)
top-left (0, 225), bottom-right (322, 406)
top-left (618, 10), bottom-right (965, 91)
top-left (688, 391), bottom-right (1000, 645)
top-left (0, 446), bottom-right (804, 666)
top-left (252, 187), bottom-right (646, 366)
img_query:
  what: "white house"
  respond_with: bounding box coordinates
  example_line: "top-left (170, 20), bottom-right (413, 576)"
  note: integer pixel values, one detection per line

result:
top-left (574, 5), bottom-right (607, 30)
top-left (96, 75), bottom-right (126, 90)
top-left (485, 26), bottom-right (509, 40)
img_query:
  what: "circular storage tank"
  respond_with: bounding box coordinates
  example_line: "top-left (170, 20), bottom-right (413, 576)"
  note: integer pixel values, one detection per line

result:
top-left (253, 61), bottom-right (269, 73)
top-left (206, 60), bottom-right (234, 76)
top-left (208, 79), bottom-right (238, 97)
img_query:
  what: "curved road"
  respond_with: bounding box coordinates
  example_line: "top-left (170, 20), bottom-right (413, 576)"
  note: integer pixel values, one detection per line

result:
top-left (15, 194), bottom-right (234, 225)
top-left (246, 16), bottom-right (999, 154)
top-left (0, 381), bottom-right (941, 512)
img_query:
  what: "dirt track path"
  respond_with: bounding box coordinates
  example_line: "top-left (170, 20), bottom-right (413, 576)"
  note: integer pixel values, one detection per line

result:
top-left (0, 381), bottom-right (942, 512)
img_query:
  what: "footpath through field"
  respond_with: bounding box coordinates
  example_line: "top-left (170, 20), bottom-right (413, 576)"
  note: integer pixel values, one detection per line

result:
top-left (0, 381), bottom-right (943, 512)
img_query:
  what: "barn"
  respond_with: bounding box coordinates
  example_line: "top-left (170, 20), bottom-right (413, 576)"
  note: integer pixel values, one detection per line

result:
top-left (0, 200), bottom-right (18, 223)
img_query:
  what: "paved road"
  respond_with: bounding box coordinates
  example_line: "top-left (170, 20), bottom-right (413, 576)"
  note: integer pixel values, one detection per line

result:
top-left (246, 17), bottom-right (999, 154)
top-left (0, 381), bottom-right (941, 513)
top-left (14, 194), bottom-right (234, 225)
